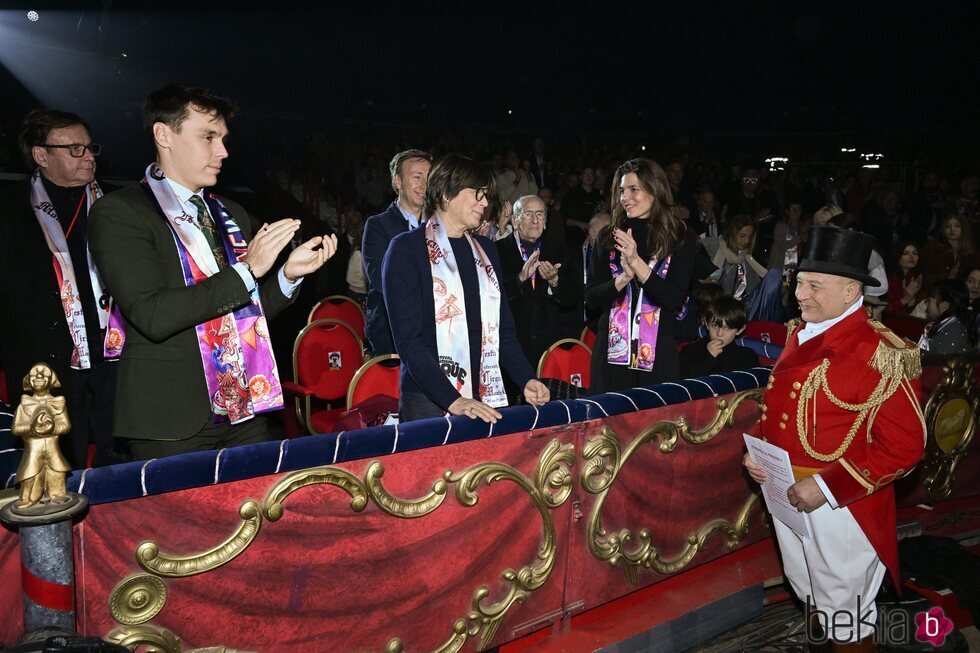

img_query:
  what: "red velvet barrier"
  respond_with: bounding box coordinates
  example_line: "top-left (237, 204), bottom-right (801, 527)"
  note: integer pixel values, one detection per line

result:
top-left (0, 360), bottom-right (975, 650)
top-left (0, 392), bottom-right (768, 649)
top-left (564, 396), bottom-right (768, 615)
top-left (70, 432), bottom-right (574, 651)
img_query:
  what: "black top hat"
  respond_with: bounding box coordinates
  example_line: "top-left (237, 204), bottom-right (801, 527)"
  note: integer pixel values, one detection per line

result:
top-left (788, 226), bottom-right (880, 287)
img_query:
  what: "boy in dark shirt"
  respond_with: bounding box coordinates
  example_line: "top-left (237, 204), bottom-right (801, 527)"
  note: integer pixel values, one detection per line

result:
top-left (679, 296), bottom-right (759, 378)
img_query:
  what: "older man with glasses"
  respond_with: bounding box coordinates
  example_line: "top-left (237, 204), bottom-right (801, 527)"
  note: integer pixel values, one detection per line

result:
top-left (0, 109), bottom-right (124, 468)
top-left (498, 194), bottom-right (576, 388)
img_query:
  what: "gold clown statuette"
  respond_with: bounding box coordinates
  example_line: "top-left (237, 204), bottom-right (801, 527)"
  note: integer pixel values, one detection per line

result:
top-left (6, 364), bottom-right (78, 517)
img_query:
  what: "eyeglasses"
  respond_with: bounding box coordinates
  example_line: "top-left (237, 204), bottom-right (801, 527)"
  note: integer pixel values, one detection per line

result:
top-left (742, 177), bottom-right (759, 185)
top-left (521, 210), bottom-right (547, 222)
top-left (473, 187), bottom-right (490, 202)
top-left (42, 143), bottom-right (102, 157)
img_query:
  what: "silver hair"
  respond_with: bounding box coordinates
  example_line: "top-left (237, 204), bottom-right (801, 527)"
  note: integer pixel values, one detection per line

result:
top-left (513, 194), bottom-right (546, 223)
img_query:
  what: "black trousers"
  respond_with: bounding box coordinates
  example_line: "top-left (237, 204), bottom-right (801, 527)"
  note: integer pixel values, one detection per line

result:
top-left (65, 361), bottom-right (120, 468)
top-left (127, 414), bottom-right (270, 461)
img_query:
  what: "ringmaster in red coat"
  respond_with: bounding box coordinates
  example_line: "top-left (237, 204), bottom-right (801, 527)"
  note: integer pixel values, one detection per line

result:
top-left (744, 226), bottom-right (926, 651)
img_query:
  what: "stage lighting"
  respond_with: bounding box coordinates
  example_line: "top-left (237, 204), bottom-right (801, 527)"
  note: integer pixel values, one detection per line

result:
top-left (27, 10), bottom-right (39, 21)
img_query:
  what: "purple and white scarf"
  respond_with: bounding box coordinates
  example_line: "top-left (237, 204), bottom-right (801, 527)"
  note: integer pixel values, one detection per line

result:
top-left (143, 164), bottom-right (283, 424)
top-left (606, 249), bottom-right (684, 372)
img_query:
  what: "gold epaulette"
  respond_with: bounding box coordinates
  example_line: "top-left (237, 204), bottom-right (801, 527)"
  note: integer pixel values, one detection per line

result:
top-left (785, 318), bottom-right (801, 345)
top-left (867, 319), bottom-right (921, 381)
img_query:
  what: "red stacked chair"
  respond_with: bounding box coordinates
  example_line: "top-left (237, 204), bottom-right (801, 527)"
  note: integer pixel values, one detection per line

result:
top-left (308, 295), bottom-right (366, 341)
top-left (537, 338), bottom-right (593, 392)
top-left (284, 318), bottom-right (365, 435)
top-left (346, 354), bottom-right (400, 409)
top-left (580, 325), bottom-right (597, 350)
top-left (742, 320), bottom-right (788, 346)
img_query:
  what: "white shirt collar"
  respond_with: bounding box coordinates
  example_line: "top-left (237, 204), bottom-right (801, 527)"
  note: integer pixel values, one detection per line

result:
top-left (798, 297), bottom-right (864, 345)
top-left (164, 176), bottom-right (207, 213)
top-left (395, 200), bottom-right (420, 230)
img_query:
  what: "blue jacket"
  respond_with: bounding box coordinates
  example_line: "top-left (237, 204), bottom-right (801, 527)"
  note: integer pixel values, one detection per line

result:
top-left (382, 226), bottom-right (534, 413)
top-left (362, 201), bottom-right (411, 354)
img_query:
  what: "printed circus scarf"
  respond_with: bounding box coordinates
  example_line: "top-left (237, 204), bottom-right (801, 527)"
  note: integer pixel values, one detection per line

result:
top-left (426, 213), bottom-right (508, 408)
top-left (607, 250), bottom-right (683, 371)
top-left (30, 170), bottom-right (125, 369)
top-left (143, 164), bottom-right (283, 424)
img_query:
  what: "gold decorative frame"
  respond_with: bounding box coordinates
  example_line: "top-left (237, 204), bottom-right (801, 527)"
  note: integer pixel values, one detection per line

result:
top-left (581, 390), bottom-right (763, 583)
top-left (921, 357), bottom-right (978, 501)
top-left (109, 439), bottom-right (575, 652)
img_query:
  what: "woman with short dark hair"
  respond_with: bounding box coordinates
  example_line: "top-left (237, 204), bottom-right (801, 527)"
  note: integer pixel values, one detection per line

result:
top-left (382, 154), bottom-right (549, 423)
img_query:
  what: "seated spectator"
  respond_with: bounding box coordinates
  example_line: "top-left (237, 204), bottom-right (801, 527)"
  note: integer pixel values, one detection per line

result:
top-left (904, 170), bottom-right (945, 243)
top-left (767, 199), bottom-right (805, 277)
top-left (723, 166), bottom-right (774, 223)
top-left (885, 242), bottom-right (926, 314)
top-left (345, 219), bottom-right (367, 305)
top-left (497, 150), bottom-right (538, 206)
top-left (919, 279), bottom-right (974, 356)
top-left (920, 214), bottom-right (980, 291)
top-left (561, 166), bottom-right (602, 246)
top-left (865, 188), bottom-right (909, 255)
top-left (812, 204), bottom-right (843, 227)
top-left (691, 188), bottom-right (720, 238)
top-left (475, 191), bottom-right (514, 241)
top-left (951, 174), bottom-right (978, 243)
top-left (679, 295), bottom-right (758, 377)
top-left (704, 215), bottom-right (768, 301)
top-left (498, 194), bottom-right (574, 374)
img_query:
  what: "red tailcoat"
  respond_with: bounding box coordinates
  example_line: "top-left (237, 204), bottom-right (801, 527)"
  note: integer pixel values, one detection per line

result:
top-left (759, 309), bottom-right (926, 587)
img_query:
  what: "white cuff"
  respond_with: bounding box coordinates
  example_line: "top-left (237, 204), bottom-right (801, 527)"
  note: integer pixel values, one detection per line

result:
top-left (814, 473), bottom-right (839, 509)
top-left (232, 262), bottom-right (256, 292)
top-left (278, 266), bottom-right (302, 296)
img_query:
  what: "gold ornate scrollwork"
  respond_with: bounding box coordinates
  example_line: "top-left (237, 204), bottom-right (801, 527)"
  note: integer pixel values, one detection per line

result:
top-left (105, 623), bottom-right (182, 653)
top-left (921, 357), bottom-right (978, 501)
top-left (136, 500), bottom-right (262, 578)
top-left (581, 390), bottom-right (763, 583)
top-left (264, 466), bottom-right (368, 521)
top-left (116, 440), bottom-right (576, 652)
top-left (365, 461), bottom-right (448, 518)
top-left (109, 574), bottom-right (168, 625)
top-left (386, 619), bottom-right (474, 653)
top-left (686, 389), bottom-right (764, 444)
top-left (444, 439), bottom-right (576, 650)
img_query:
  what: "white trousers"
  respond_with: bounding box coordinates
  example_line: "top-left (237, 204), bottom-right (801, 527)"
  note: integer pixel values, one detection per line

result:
top-left (773, 502), bottom-right (887, 643)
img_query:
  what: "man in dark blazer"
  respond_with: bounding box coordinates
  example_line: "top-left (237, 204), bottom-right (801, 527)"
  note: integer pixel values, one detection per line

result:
top-left (498, 195), bottom-right (577, 376)
top-left (361, 149), bottom-right (431, 354)
top-left (0, 109), bottom-right (121, 468)
top-left (88, 84), bottom-right (337, 460)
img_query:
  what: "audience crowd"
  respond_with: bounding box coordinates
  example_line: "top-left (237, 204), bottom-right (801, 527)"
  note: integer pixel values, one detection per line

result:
top-left (2, 100), bottom-right (979, 466)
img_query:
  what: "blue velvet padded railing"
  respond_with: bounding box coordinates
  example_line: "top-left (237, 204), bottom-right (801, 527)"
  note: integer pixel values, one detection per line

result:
top-left (60, 366), bottom-right (771, 505)
top-left (1, 338), bottom-right (780, 504)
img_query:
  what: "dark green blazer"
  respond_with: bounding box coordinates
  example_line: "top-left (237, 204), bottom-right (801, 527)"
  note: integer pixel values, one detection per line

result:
top-left (88, 185), bottom-right (294, 440)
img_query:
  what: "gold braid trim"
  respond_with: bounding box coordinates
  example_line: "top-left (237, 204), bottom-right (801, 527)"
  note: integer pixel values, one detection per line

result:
top-left (868, 320), bottom-right (922, 380)
top-left (797, 355), bottom-right (905, 462)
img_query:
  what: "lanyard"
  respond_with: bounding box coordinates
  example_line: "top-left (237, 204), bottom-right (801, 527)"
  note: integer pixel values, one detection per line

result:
top-left (63, 192), bottom-right (87, 239)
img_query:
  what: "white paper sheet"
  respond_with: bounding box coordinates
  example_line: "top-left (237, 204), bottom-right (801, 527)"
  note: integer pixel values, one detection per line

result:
top-left (743, 433), bottom-right (810, 538)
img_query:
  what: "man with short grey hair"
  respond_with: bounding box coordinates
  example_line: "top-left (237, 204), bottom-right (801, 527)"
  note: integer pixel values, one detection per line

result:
top-left (498, 195), bottom-right (575, 377)
top-left (363, 149), bottom-right (432, 354)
